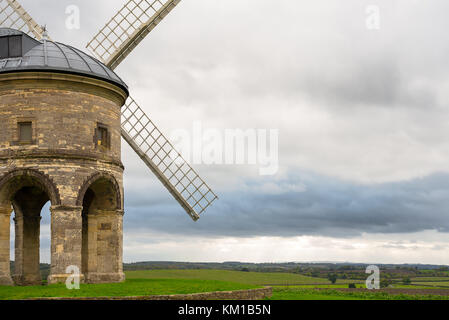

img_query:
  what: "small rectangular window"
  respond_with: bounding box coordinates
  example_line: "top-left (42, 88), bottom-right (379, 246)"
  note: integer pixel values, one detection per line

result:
top-left (19, 122), bottom-right (32, 142)
top-left (8, 36), bottom-right (22, 58)
top-left (0, 37), bottom-right (8, 59)
top-left (96, 125), bottom-right (109, 149)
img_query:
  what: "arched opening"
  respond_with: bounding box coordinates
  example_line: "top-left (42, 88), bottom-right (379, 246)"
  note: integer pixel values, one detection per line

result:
top-left (11, 186), bottom-right (48, 285)
top-left (80, 174), bottom-right (124, 283)
top-left (0, 171), bottom-right (59, 286)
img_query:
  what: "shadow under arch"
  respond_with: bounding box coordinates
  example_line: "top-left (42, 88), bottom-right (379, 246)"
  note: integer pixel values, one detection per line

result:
top-left (76, 172), bottom-right (122, 210)
top-left (78, 171), bottom-right (124, 283)
top-left (0, 169), bottom-right (61, 206)
top-left (0, 168), bottom-right (61, 285)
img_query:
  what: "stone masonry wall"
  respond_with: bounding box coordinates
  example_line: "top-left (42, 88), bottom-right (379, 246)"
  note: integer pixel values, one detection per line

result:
top-left (0, 72), bottom-right (128, 285)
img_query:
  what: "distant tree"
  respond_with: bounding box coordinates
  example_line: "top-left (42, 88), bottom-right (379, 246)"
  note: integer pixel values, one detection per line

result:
top-left (348, 283), bottom-right (356, 289)
top-left (240, 267), bottom-right (250, 272)
top-left (402, 277), bottom-right (411, 285)
top-left (328, 273), bottom-right (338, 284)
top-left (380, 279), bottom-right (392, 288)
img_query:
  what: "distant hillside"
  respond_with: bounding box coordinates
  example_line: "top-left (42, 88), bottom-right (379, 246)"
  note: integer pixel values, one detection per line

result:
top-left (8, 261), bottom-right (449, 280)
top-left (122, 261), bottom-right (449, 273)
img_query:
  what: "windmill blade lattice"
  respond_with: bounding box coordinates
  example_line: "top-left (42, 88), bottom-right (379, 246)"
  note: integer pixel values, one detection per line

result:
top-left (87, 0), bottom-right (181, 70)
top-left (87, 0), bottom-right (218, 220)
top-left (122, 98), bottom-right (218, 220)
top-left (0, 0), bottom-right (48, 40)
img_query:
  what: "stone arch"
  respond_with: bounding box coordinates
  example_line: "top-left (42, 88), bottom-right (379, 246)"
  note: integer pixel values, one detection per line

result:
top-left (0, 168), bottom-right (60, 286)
top-left (78, 172), bottom-right (124, 283)
top-left (76, 172), bottom-right (122, 210)
top-left (0, 169), bottom-right (61, 206)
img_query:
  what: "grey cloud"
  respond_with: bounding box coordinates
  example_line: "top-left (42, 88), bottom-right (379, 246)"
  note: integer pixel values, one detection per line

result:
top-left (12, 1), bottom-right (449, 252)
top-left (18, 0), bottom-right (449, 111)
top-left (123, 170), bottom-right (449, 238)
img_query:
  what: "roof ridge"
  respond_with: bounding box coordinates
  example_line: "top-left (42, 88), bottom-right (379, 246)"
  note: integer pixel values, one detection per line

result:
top-left (58, 42), bottom-right (94, 73)
top-left (50, 42), bottom-right (71, 69)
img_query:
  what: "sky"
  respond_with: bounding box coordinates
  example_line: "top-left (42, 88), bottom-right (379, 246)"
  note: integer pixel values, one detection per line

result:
top-left (6, 0), bottom-right (449, 264)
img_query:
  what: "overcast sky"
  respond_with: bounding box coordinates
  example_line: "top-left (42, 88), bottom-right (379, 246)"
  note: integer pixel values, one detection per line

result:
top-left (7, 0), bottom-right (449, 264)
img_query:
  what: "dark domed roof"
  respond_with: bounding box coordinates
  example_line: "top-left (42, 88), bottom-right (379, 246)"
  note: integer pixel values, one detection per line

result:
top-left (0, 28), bottom-right (22, 37)
top-left (0, 28), bottom-right (128, 94)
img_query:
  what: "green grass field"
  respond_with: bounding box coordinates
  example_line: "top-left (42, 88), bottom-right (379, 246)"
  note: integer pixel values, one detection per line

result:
top-left (0, 278), bottom-right (258, 300)
top-left (0, 269), bottom-right (448, 300)
top-left (125, 269), bottom-right (360, 285)
top-left (271, 288), bottom-right (363, 300)
top-left (269, 287), bottom-right (449, 300)
top-left (411, 277), bottom-right (449, 281)
top-left (390, 284), bottom-right (448, 289)
top-left (411, 281), bottom-right (449, 287)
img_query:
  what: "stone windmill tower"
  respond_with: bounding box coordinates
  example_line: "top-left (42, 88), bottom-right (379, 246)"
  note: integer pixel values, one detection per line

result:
top-left (0, 0), bottom-right (217, 286)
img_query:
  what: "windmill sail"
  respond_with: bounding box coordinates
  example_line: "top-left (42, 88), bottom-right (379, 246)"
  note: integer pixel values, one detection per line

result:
top-left (87, 0), bottom-right (218, 220)
top-left (0, 0), bottom-right (47, 40)
top-left (87, 0), bottom-right (181, 70)
top-left (122, 98), bottom-right (218, 221)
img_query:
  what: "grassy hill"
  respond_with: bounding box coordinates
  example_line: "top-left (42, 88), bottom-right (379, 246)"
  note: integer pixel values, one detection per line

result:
top-left (1, 269), bottom-right (449, 300)
top-left (125, 269), bottom-right (360, 285)
top-left (0, 277), bottom-right (258, 300)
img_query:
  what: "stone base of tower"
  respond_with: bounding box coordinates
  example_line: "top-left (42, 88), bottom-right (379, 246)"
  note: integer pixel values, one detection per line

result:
top-left (0, 275), bottom-right (14, 286)
top-left (12, 274), bottom-right (42, 286)
top-left (84, 272), bottom-right (125, 284)
top-left (47, 273), bottom-right (85, 285)
top-left (0, 70), bottom-right (127, 287)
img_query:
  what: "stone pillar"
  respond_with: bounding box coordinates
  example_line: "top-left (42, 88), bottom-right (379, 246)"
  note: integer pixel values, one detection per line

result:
top-left (13, 215), bottom-right (42, 286)
top-left (83, 213), bottom-right (98, 281)
top-left (116, 210), bottom-right (124, 279)
top-left (84, 209), bottom-right (124, 283)
top-left (0, 207), bottom-right (13, 286)
top-left (47, 205), bottom-right (84, 284)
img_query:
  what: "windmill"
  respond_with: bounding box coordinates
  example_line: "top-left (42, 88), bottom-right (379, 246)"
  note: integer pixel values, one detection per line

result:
top-left (0, 0), bottom-right (218, 221)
